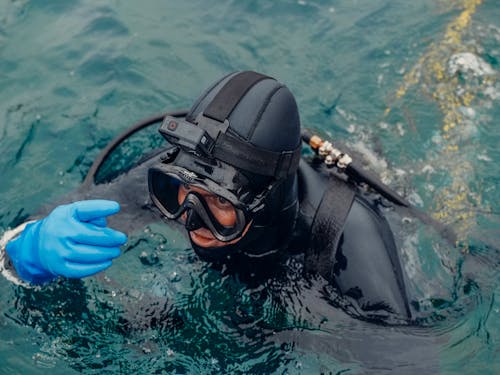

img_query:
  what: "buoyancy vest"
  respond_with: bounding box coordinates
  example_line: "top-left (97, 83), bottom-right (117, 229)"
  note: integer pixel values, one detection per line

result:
top-left (292, 160), bottom-right (412, 323)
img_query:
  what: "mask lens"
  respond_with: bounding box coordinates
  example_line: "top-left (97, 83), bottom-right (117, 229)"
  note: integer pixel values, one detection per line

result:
top-left (149, 169), bottom-right (184, 218)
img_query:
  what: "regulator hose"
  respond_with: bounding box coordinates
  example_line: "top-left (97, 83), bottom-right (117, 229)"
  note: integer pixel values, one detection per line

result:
top-left (301, 129), bottom-right (458, 245)
top-left (82, 109), bottom-right (188, 188)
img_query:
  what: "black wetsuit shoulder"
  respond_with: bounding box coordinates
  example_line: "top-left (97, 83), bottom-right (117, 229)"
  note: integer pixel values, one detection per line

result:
top-left (295, 160), bottom-right (412, 322)
top-left (335, 195), bottom-right (412, 321)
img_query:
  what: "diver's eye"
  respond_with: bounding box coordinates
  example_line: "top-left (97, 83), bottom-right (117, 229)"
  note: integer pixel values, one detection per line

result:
top-left (217, 196), bottom-right (229, 205)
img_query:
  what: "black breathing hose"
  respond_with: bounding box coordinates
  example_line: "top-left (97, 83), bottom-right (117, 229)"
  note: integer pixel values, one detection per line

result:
top-left (301, 129), bottom-right (410, 206)
top-left (301, 129), bottom-right (457, 245)
top-left (81, 109), bottom-right (189, 188)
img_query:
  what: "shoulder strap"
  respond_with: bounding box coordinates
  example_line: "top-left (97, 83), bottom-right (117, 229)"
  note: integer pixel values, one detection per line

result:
top-left (305, 175), bottom-right (355, 281)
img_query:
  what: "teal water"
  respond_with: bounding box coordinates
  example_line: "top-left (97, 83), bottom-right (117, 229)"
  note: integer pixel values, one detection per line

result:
top-left (0, 0), bottom-right (498, 374)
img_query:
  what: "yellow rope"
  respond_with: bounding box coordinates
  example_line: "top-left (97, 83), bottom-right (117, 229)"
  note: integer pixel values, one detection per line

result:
top-left (384, 0), bottom-right (495, 251)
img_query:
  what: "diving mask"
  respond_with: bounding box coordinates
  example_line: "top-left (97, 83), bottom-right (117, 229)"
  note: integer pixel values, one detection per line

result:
top-left (148, 160), bottom-right (273, 242)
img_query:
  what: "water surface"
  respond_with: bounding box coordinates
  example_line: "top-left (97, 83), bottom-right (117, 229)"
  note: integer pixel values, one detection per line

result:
top-left (0, 0), bottom-right (498, 374)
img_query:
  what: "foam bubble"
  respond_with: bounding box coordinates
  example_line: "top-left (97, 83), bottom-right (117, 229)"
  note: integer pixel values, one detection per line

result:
top-left (448, 52), bottom-right (495, 77)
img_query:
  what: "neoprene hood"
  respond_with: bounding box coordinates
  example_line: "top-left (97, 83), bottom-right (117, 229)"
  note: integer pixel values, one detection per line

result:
top-left (149, 71), bottom-right (302, 261)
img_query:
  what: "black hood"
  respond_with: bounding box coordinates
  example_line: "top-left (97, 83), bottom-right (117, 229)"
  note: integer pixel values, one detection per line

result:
top-left (155, 71), bottom-right (302, 261)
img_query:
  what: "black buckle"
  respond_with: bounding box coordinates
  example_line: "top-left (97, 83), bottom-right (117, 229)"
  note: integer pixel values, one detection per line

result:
top-left (275, 151), bottom-right (293, 178)
top-left (195, 112), bottom-right (230, 140)
top-left (159, 116), bottom-right (215, 156)
top-left (274, 146), bottom-right (301, 179)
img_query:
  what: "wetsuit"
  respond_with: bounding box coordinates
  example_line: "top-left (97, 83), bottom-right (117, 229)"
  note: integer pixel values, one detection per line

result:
top-left (1, 152), bottom-right (413, 323)
top-left (1, 71), bottom-right (417, 323)
top-left (294, 160), bottom-right (411, 322)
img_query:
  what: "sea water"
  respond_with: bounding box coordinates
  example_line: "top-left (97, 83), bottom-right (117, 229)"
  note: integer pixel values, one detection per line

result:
top-left (0, 0), bottom-right (498, 374)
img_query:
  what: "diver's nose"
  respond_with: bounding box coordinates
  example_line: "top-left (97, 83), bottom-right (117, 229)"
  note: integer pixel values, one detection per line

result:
top-left (185, 209), bottom-right (204, 231)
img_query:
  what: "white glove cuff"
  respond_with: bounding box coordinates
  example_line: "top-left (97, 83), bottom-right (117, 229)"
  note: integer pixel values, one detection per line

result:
top-left (0, 221), bottom-right (35, 286)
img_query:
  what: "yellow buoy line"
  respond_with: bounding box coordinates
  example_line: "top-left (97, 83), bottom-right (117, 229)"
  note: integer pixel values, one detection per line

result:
top-left (385, 0), bottom-right (496, 251)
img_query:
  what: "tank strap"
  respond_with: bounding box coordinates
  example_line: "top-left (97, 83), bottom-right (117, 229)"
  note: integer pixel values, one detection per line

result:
top-left (305, 175), bottom-right (355, 281)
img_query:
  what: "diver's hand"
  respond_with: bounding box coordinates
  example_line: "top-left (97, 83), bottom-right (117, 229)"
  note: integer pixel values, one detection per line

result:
top-left (5, 200), bottom-right (127, 284)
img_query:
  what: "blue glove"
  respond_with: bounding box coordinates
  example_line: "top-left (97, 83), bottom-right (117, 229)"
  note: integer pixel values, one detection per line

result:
top-left (5, 200), bottom-right (127, 284)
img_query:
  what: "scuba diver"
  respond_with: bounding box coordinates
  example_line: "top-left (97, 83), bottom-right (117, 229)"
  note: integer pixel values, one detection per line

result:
top-left (0, 71), bottom-right (456, 323)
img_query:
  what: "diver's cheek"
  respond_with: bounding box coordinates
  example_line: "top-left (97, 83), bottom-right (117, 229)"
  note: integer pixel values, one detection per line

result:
top-left (190, 230), bottom-right (225, 248)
